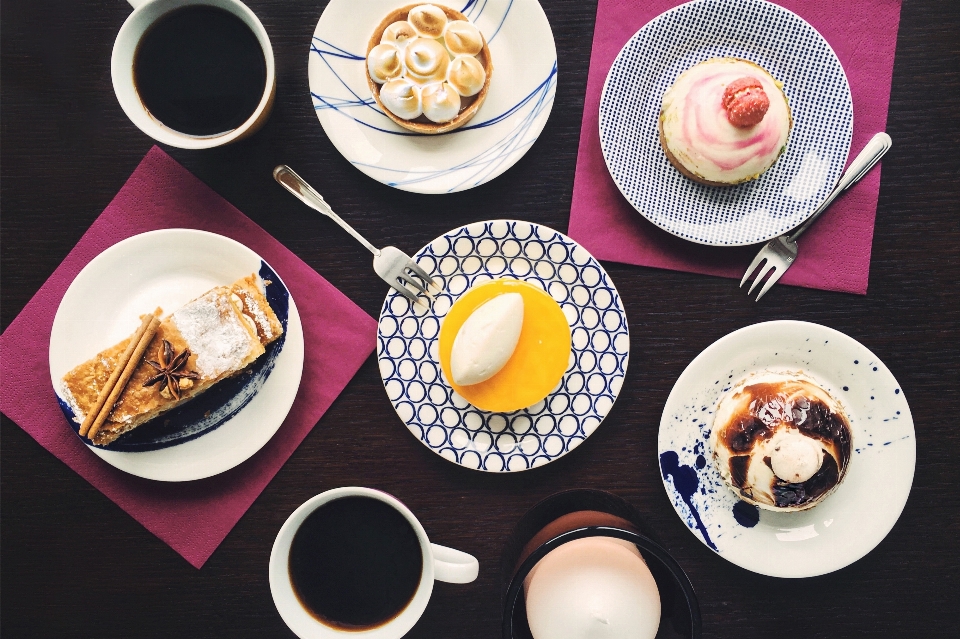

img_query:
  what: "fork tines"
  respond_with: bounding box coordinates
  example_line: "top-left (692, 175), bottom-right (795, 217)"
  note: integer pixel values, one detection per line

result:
top-left (740, 256), bottom-right (780, 301)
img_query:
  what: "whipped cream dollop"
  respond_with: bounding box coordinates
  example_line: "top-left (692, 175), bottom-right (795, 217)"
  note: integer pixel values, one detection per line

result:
top-left (450, 292), bottom-right (524, 386)
top-left (367, 5), bottom-right (489, 124)
top-left (770, 430), bottom-right (824, 484)
top-left (408, 4), bottom-right (448, 38)
top-left (660, 58), bottom-right (791, 184)
top-left (403, 37), bottom-right (450, 85)
top-left (422, 82), bottom-right (462, 123)
top-left (366, 43), bottom-right (403, 84)
top-left (447, 55), bottom-right (486, 97)
top-left (443, 20), bottom-right (483, 56)
top-left (379, 78), bottom-right (423, 120)
top-left (381, 20), bottom-right (417, 48)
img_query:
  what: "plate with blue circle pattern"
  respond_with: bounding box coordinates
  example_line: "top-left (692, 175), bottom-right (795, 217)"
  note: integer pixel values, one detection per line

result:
top-left (658, 321), bottom-right (915, 577)
top-left (599, 0), bottom-right (853, 246)
top-left (377, 220), bottom-right (629, 472)
top-left (309, 0), bottom-right (557, 194)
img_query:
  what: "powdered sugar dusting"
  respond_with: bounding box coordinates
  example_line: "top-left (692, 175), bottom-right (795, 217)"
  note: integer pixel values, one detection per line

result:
top-left (172, 291), bottom-right (257, 378)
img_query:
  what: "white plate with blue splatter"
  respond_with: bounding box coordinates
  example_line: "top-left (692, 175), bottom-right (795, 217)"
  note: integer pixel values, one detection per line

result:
top-left (49, 230), bottom-right (305, 482)
top-left (309, 0), bottom-right (557, 194)
top-left (658, 320), bottom-right (914, 577)
top-left (377, 220), bottom-right (629, 472)
top-left (600, 0), bottom-right (853, 246)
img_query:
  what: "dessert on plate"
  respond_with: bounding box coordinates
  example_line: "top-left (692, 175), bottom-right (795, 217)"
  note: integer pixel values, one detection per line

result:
top-left (659, 57), bottom-right (792, 186)
top-left (437, 279), bottom-right (570, 413)
top-left (710, 371), bottom-right (852, 511)
top-left (60, 274), bottom-right (283, 446)
top-left (365, 3), bottom-right (493, 133)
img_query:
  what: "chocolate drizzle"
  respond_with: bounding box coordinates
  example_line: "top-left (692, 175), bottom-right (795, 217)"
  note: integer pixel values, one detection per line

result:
top-left (717, 379), bottom-right (852, 509)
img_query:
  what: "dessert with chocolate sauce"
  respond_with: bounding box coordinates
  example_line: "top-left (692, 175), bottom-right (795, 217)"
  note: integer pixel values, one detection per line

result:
top-left (659, 57), bottom-right (792, 186)
top-left (710, 372), bottom-right (852, 511)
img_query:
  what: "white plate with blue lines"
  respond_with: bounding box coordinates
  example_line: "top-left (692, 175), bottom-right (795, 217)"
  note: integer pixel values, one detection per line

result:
top-left (377, 220), bottom-right (629, 472)
top-left (658, 321), bottom-right (915, 577)
top-left (309, 0), bottom-right (557, 194)
top-left (599, 0), bottom-right (853, 246)
top-left (49, 230), bottom-right (305, 482)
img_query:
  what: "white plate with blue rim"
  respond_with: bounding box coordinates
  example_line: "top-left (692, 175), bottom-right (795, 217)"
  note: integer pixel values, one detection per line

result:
top-left (309, 0), bottom-right (557, 194)
top-left (599, 0), bottom-right (854, 246)
top-left (49, 229), bottom-right (305, 482)
top-left (377, 220), bottom-right (629, 472)
top-left (658, 320), bottom-right (915, 577)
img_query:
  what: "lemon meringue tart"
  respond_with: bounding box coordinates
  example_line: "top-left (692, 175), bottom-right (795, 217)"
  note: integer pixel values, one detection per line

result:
top-left (710, 372), bottom-right (852, 512)
top-left (60, 274), bottom-right (283, 446)
top-left (659, 58), bottom-right (792, 186)
top-left (366, 3), bottom-right (493, 134)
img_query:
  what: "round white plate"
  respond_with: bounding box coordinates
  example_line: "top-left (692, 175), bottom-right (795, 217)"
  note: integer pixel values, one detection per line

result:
top-left (309, 0), bottom-right (557, 194)
top-left (599, 0), bottom-right (853, 246)
top-left (49, 229), bottom-right (305, 482)
top-left (658, 321), bottom-right (915, 578)
top-left (377, 220), bottom-right (629, 472)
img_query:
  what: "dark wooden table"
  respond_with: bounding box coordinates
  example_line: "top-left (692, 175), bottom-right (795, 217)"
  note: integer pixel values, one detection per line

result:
top-left (3, 1), bottom-right (958, 637)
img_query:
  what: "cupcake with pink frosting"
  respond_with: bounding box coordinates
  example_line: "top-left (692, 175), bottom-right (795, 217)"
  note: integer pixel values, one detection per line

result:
top-left (659, 57), bottom-right (792, 186)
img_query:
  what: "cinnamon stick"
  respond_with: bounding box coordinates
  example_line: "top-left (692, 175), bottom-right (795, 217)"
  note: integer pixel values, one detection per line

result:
top-left (82, 314), bottom-right (161, 442)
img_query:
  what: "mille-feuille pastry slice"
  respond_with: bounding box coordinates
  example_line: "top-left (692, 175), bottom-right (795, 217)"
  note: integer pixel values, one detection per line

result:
top-left (60, 273), bottom-right (283, 446)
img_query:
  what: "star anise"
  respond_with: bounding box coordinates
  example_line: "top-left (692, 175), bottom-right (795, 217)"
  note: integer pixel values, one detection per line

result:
top-left (142, 340), bottom-right (200, 400)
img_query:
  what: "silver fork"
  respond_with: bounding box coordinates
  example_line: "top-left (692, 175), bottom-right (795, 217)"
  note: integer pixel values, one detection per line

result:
top-left (741, 132), bottom-right (893, 301)
top-left (273, 165), bottom-right (439, 308)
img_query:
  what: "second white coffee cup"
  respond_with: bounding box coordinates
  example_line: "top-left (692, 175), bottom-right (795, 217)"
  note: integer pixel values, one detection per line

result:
top-left (269, 487), bottom-right (479, 639)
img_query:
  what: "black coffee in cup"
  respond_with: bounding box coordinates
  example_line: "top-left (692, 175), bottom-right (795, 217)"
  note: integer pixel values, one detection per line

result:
top-left (288, 496), bottom-right (423, 630)
top-left (133, 5), bottom-right (266, 136)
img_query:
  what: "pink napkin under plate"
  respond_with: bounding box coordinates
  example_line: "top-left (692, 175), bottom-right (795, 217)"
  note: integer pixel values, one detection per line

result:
top-left (568, 0), bottom-right (902, 294)
top-left (0, 146), bottom-right (377, 568)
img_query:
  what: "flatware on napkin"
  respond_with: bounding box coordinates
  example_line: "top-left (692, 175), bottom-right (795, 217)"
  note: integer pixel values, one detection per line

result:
top-left (742, 132), bottom-right (892, 300)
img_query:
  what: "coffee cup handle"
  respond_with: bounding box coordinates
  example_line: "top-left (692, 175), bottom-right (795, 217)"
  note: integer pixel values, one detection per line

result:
top-left (430, 544), bottom-right (479, 584)
top-left (127, 0), bottom-right (150, 9)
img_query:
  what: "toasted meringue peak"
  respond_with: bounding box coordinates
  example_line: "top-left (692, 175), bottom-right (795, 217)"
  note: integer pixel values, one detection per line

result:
top-left (421, 82), bottom-right (462, 123)
top-left (403, 37), bottom-right (450, 85)
top-left (367, 43), bottom-right (403, 84)
top-left (381, 20), bottom-right (418, 48)
top-left (379, 78), bottom-right (423, 120)
top-left (443, 20), bottom-right (483, 56)
top-left (408, 4), bottom-right (448, 39)
top-left (447, 55), bottom-right (486, 97)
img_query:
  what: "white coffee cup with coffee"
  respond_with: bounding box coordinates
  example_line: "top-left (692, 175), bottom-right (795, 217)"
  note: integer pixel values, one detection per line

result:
top-left (269, 487), bottom-right (480, 639)
top-left (112, 0), bottom-right (276, 149)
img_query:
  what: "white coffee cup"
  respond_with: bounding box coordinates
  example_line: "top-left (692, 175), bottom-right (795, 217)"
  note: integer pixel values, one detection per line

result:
top-left (112, 0), bottom-right (276, 149)
top-left (269, 487), bottom-right (480, 639)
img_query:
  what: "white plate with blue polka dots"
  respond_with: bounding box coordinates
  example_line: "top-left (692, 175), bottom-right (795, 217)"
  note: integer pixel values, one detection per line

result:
top-left (658, 321), bottom-right (915, 577)
top-left (377, 220), bottom-right (629, 472)
top-left (309, 0), bottom-right (557, 194)
top-left (599, 0), bottom-right (853, 246)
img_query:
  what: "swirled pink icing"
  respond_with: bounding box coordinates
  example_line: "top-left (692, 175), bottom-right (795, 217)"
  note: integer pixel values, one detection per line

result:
top-left (661, 59), bottom-right (791, 183)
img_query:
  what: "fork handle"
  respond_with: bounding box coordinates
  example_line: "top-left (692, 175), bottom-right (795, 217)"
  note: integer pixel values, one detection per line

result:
top-left (787, 132), bottom-right (892, 243)
top-left (273, 165), bottom-right (381, 257)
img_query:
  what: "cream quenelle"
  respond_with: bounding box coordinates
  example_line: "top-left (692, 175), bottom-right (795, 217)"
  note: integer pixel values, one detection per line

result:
top-left (449, 292), bottom-right (524, 386)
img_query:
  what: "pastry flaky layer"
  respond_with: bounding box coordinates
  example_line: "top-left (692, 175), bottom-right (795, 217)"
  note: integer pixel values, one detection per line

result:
top-left (60, 274), bottom-right (283, 446)
top-left (659, 58), bottom-right (792, 186)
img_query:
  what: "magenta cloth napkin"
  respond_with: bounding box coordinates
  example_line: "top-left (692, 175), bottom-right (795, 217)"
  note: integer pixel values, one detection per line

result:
top-left (568, 0), bottom-right (902, 294)
top-left (0, 146), bottom-right (377, 568)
